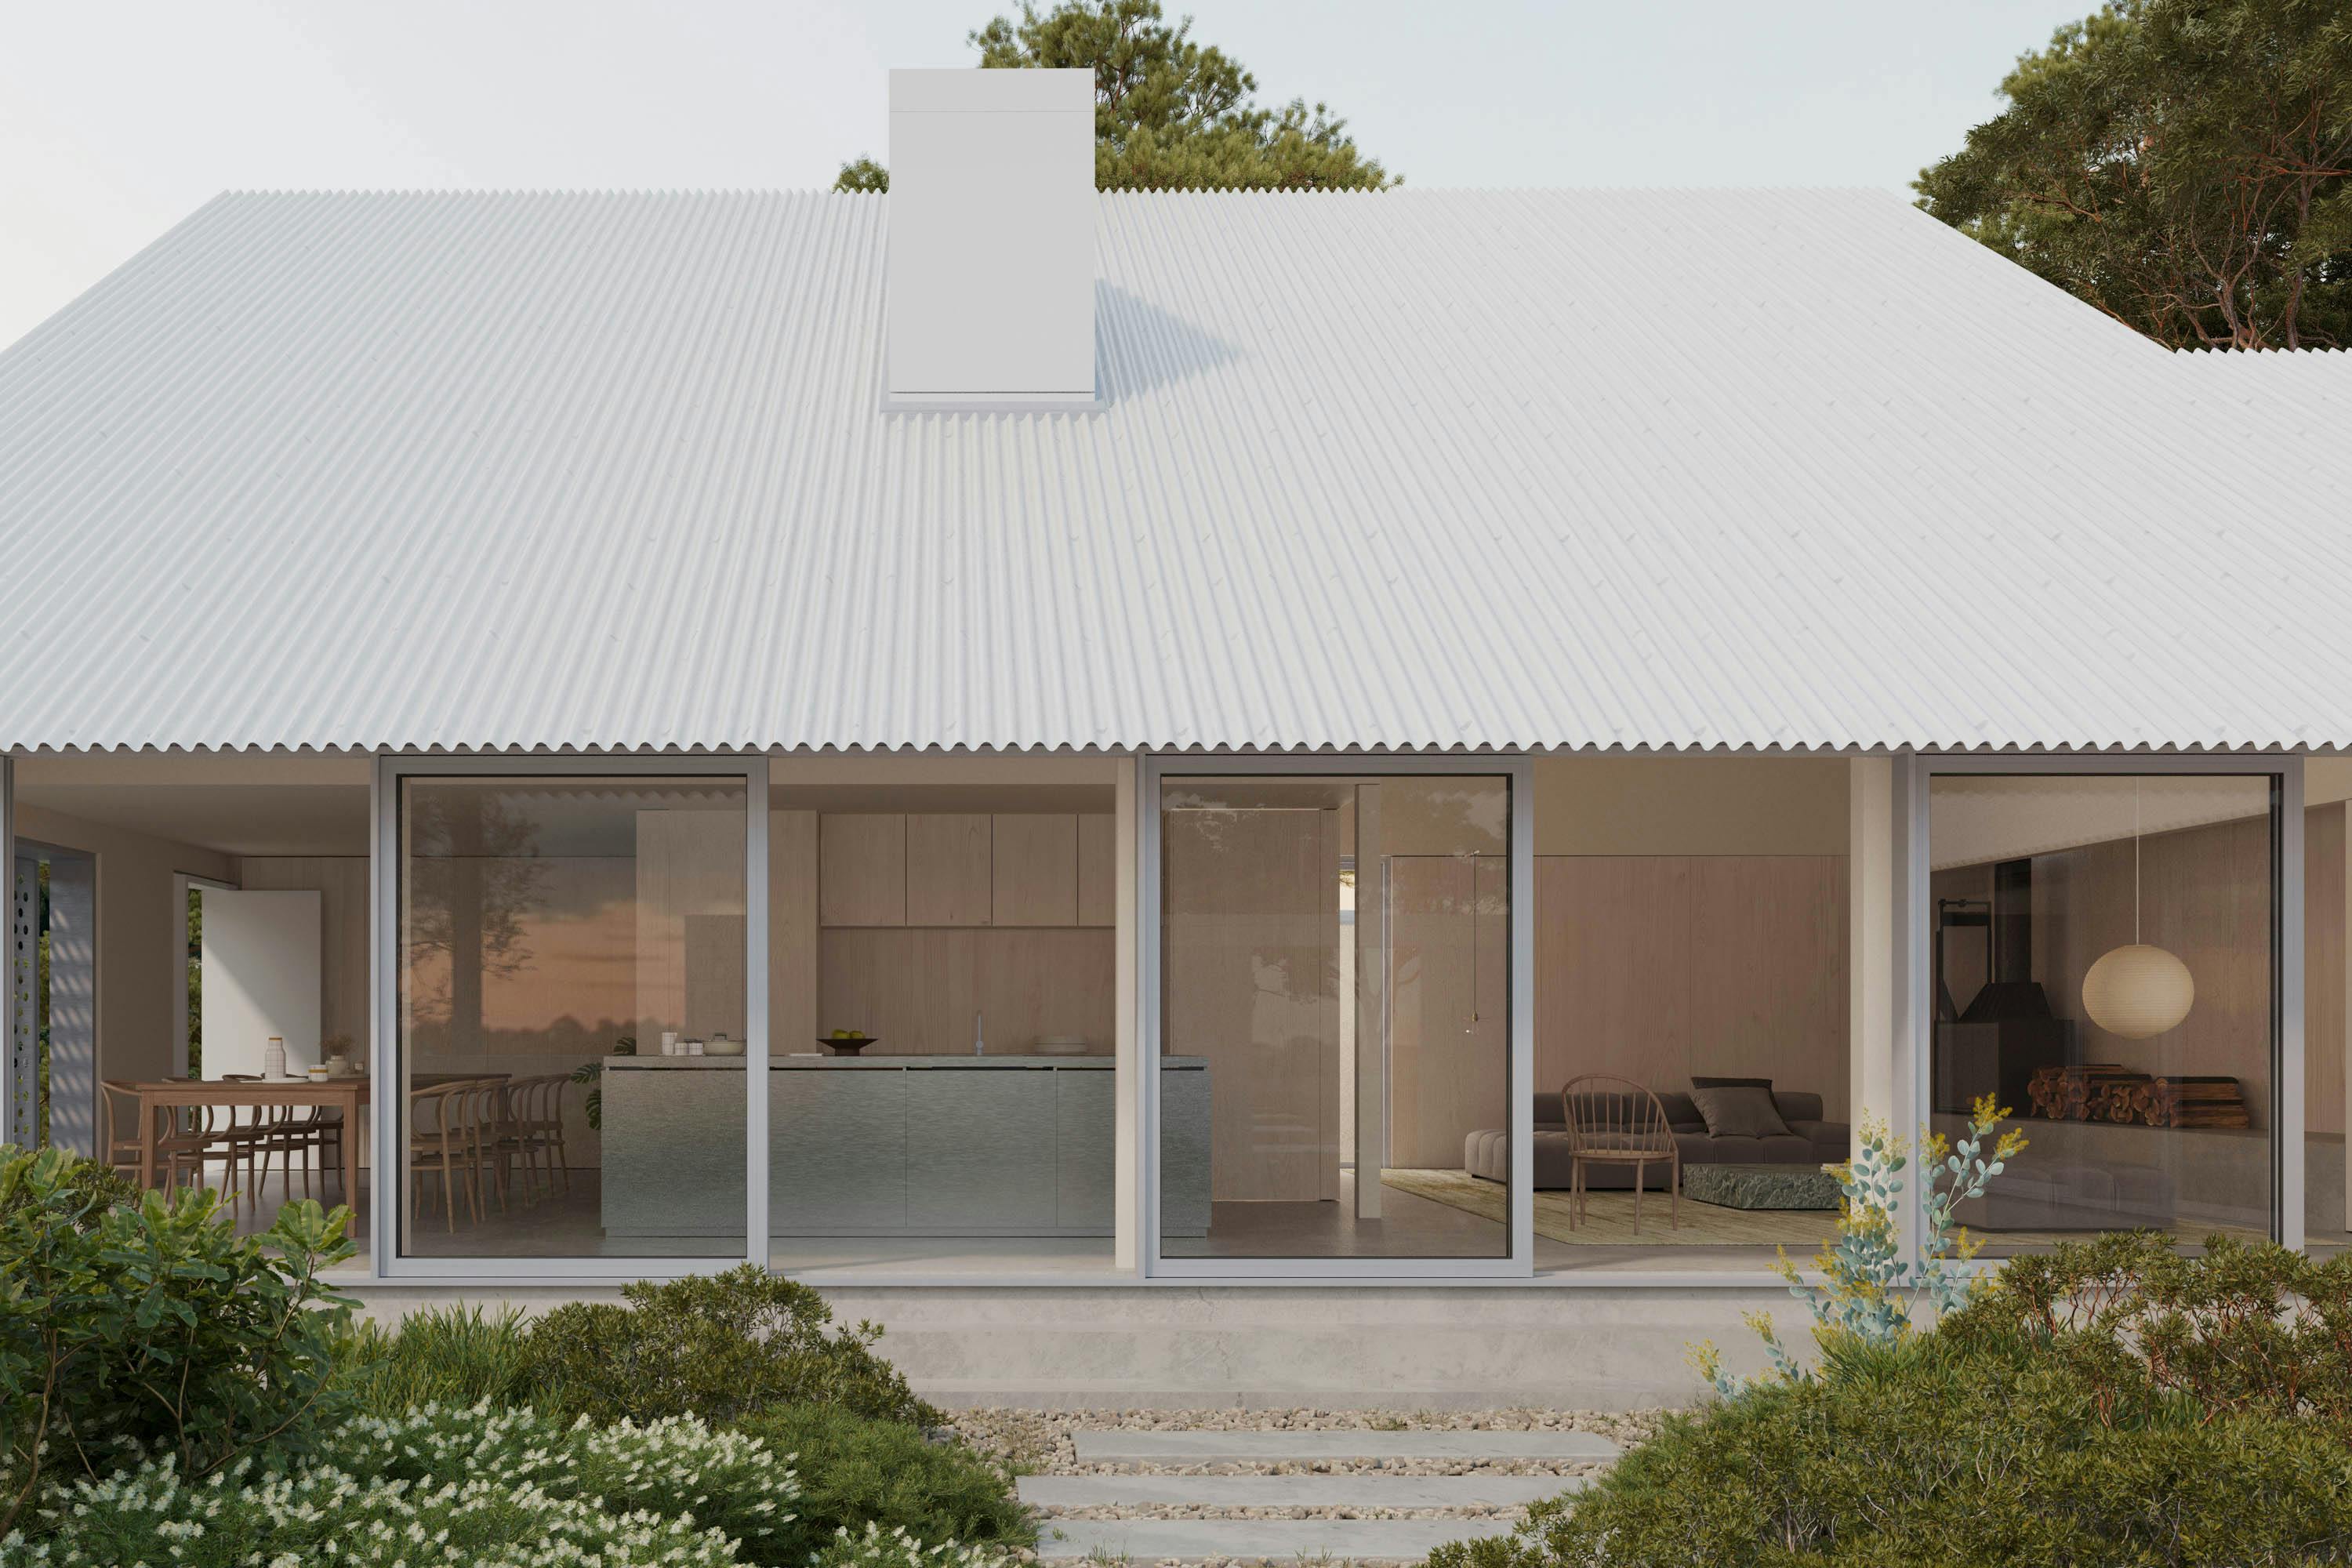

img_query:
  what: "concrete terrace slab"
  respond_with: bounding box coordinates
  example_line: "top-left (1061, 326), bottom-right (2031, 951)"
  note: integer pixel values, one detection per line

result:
top-left (1069, 1428), bottom-right (1621, 1463)
top-left (1020, 1473), bottom-right (1584, 1508)
top-left (1040, 1516), bottom-right (1521, 1563)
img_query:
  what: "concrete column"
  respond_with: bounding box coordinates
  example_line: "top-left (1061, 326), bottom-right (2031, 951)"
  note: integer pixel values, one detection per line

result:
top-left (1354, 784), bottom-right (1385, 1218)
top-left (1114, 755), bottom-right (1139, 1272)
top-left (1848, 755), bottom-right (1899, 1141)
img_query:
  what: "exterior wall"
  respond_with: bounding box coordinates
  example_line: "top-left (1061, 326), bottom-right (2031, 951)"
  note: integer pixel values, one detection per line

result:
top-left (12, 802), bottom-right (235, 1094)
top-left (347, 1281), bottom-right (1787, 1410)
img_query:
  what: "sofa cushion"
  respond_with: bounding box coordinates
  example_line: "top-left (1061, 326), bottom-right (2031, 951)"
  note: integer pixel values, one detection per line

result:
top-left (1689, 1083), bottom-right (1793, 1140)
top-left (1772, 1090), bottom-right (1826, 1123)
top-left (1787, 1120), bottom-right (1852, 1161)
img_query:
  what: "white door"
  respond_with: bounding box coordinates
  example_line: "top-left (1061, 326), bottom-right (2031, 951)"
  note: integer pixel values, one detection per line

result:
top-left (200, 891), bottom-right (321, 1076)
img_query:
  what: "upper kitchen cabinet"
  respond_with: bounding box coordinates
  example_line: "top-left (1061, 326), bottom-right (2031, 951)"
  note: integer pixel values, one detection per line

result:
top-left (907, 812), bottom-right (993, 925)
top-left (818, 813), bottom-right (907, 927)
top-left (1076, 813), bottom-right (1116, 927)
top-left (993, 814), bottom-right (1079, 926)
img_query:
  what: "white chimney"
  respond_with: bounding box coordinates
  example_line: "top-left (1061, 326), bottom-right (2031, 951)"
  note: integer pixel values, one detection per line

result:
top-left (887, 67), bottom-right (1096, 406)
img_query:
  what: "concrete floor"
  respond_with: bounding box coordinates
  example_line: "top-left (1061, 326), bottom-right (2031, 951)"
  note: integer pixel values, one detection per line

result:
top-left (233, 1142), bottom-right (2335, 1277)
top-left (1164, 1171), bottom-right (1508, 1261)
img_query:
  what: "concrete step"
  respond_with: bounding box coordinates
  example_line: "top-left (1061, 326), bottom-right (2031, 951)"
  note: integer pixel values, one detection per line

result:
top-left (1039, 1515), bottom-right (1519, 1562)
top-left (1022, 1472), bottom-right (1580, 1509)
top-left (1069, 1428), bottom-right (1621, 1465)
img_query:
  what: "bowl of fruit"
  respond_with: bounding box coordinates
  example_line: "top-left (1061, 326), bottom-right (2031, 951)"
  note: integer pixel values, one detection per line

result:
top-left (819, 1029), bottom-right (877, 1056)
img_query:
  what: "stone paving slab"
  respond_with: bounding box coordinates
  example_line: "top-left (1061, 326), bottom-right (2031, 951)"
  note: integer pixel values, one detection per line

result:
top-left (1040, 1516), bottom-right (1520, 1562)
top-left (1021, 1473), bottom-right (1582, 1508)
top-left (1070, 1428), bottom-right (1621, 1463)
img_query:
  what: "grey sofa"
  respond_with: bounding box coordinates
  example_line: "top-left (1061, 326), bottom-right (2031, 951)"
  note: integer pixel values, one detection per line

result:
top-left (1463, 1089), bottom-right (1848, 1191)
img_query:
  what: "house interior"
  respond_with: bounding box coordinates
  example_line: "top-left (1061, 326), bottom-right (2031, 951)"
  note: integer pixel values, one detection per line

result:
top-left (12, 751), bottom-right (2343, 1276)
top-left (1929, 772), bottom-right (2321, 1258)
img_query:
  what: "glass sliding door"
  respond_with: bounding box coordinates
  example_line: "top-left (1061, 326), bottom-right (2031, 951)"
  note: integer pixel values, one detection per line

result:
top-left (1154, 771), bottom-right (1518, 1266)
top-left (396, 773), bottom-right (750, 1261)
top-left (1926, 772), bottom-right (2278, 1254)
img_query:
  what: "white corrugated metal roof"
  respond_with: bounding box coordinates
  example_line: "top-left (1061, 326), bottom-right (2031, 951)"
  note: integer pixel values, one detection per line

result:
top-left (0, 187), bottom-right (2345, 754)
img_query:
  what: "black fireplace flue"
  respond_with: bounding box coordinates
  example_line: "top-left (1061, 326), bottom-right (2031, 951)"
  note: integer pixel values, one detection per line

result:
top-left (1933, 858), bottom-right (2077, 1114)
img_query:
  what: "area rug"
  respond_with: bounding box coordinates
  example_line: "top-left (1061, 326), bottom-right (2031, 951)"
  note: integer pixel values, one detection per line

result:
top-left (1380, 1167), bottom-right (1841, 1248)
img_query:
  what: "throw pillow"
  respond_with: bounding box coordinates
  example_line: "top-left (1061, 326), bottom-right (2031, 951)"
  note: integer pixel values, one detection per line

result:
top-left (1689, 1083), bottom-right (1793, 1140)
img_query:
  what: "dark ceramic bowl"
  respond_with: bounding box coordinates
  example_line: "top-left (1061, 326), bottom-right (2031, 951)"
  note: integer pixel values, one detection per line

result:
top-left (818, 1036), bottom-right (876, 1056)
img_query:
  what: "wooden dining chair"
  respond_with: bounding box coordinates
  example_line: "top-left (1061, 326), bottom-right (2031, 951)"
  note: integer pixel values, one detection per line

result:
top-left (1560, 1074), bottom-right (1680, 1234)
top-left (408, 1079), bottom-right (505, 1230)
top-left (498, 1073), bottom-right (572, 1203)
top-left (215, 1075), bottom-right (321, 1212)
top-left (101, 1080), bottom-right (214, 1196)
top-left (408, 1081), bottom-right (470, 1230)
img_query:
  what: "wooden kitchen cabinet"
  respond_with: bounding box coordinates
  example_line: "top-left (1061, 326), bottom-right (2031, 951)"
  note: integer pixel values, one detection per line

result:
top-left (991, 814), bottom-right (1078, 926)
top-left (906, 813), bottom-right (993, 925)
top-left (1076, 813), bottom-right (1116, 927)
top-left (818, 814), bottom-right (906, 927)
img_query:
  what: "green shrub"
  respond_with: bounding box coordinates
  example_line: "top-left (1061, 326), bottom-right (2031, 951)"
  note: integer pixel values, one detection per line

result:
top-left (0, 1144), bottom-right (355, 1536)
top-left (524, 1265), bottom-right (939, 1428)
top-left (734, 1402), bottom-right (1033, 1562)
top-left (811, 1520), bottom-right (1017, 1568)
top-left (336, 1301), bottom-right (536, 1416)
top-left (0, 1153), bottom-right (139, 1222)
top-left (1939, 1230), bottom-right (2352, 1428)
top-left (8, 1403), bottom-right (795, 1566)
top-left (1435, 1237), bottom-right (2352, 1568)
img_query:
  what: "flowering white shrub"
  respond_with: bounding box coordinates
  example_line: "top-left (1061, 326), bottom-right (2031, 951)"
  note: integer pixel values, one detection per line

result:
top-left (3, 1403), bottom-right (798, 1566)
top-left (811, 1520), bottom-right (1018, 1568)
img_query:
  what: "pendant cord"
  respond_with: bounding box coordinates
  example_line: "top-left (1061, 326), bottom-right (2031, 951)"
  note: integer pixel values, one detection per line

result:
top-left (2133, 782), bottom-right (2143, 945)
top-left (1466, 853), bottom-right (1479, 1032)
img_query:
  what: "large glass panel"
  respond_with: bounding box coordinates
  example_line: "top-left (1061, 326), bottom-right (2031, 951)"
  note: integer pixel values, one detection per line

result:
top-left (1158, 774), bottom-right (1511, 1261)
top-left (2307, 777), bottom-right (2347, 1258)
top-left (1529, 754), bottom-right (1854, 1270)
top-left (399, 775), bottom-right (748, 1259)
top-left (1929, 774), bottom-right (2275, 1254)
top-left (764, 784), bottom-right (1120, 1276)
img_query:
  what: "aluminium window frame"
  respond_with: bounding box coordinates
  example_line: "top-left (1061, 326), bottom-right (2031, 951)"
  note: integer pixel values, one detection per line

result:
top-left (1139, 751), bottom-right (1537, 1281)
top-left (1907, 751), bottom-right (2303, 1258)
top-left (370, 751), bottom-right (771, 1283)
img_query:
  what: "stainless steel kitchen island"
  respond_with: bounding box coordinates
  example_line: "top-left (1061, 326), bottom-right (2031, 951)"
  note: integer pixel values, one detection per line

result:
top-left (600, 1054), bottom-right (1210, 1240)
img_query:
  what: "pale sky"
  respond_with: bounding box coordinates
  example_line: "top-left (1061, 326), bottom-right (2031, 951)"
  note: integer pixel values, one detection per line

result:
top-left (2, 0), bottom-right (2096, 347)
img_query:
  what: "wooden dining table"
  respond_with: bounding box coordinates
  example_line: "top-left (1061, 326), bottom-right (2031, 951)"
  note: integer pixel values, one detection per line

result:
top-left (125, 1073), bottom-right (510, 1207)
top-left (127, 1076), bottom-right (369, 1203)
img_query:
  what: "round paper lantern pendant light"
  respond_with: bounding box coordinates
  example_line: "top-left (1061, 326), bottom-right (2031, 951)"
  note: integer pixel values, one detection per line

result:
top-left (2082, 942), bottom-right (2194, 1039)
top-left (2082, 784), bottom-right (2194, 1040)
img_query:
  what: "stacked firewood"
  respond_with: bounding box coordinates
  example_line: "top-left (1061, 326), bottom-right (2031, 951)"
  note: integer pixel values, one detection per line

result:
top-left (2025, 1064), bottom-right (2144, 1122)
top-left (2024, 1065), bottom-right (2250, 1128)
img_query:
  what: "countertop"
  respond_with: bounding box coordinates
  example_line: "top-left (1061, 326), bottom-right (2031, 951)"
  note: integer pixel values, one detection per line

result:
top-left (606, 1053), bottom-right (1207, 1070)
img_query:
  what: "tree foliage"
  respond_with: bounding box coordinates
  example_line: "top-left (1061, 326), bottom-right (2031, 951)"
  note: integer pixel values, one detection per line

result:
top-left (833, 0), bottom-right (1392, 193)
top-left (1916, 0), bottom-right (2352, 348)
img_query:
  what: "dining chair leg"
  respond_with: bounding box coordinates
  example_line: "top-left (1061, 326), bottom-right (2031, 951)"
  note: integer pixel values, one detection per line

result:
top-left (1632, 1161), bottom-right (1644, 1236)
top-left (436, 1120), bottom-right (456, 1232)
top-left (1671, 1158), bottom-right (1680, 1230)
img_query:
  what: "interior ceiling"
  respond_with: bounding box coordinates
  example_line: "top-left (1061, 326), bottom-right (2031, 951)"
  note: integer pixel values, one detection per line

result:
top-left (768, 784), bottom-right (1113, 814)
top-left (1929, 775), bottom-right (2272, 870)
top-left (12, 784), bottom-right (372, 858)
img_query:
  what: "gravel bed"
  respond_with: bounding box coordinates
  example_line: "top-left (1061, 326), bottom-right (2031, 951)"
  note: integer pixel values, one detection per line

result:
top-left (1042, 1502), bottom-right (1546, 1521)
top-left (950, 1406), bottom-right (1666, 1472)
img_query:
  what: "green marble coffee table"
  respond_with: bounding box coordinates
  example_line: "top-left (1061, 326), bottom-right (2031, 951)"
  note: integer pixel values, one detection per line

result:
top-left (1682, 1162), bottom-right (1842, 1211)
